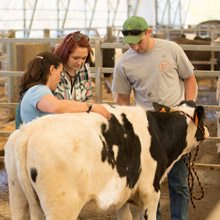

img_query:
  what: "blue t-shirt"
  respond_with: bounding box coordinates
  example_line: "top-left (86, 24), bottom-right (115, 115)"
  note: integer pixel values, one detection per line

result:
top-left (20, 85), bottom-right (53, 124)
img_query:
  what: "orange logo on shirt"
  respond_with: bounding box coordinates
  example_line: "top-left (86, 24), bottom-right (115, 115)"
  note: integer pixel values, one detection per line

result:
top-left (159, 60), bottom-right (171, 72)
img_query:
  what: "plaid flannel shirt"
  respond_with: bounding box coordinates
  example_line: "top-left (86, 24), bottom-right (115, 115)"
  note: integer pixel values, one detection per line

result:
top-left (54, 63), bottom-right (93, 102)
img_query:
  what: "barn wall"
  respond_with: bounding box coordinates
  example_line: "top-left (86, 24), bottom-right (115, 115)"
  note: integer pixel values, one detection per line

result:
top-left (16, 43), bottom-right (51, 71)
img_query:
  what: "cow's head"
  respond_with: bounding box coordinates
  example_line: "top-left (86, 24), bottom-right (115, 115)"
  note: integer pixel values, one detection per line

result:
top-left (152, 100), bottom-right (209, 150)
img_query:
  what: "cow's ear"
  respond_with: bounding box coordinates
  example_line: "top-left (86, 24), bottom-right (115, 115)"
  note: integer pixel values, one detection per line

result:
top-left (153, 102), bottom-right (170, 112)
top-left (193, 106), bottom-right (205, 125)
top-left (186, 100), bottom-right (196, 107)
top-left (178, 100), bottom-right (195, 107)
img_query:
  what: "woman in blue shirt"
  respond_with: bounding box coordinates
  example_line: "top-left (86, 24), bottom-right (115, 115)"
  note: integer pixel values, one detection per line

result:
top-left (16, 52), bottom-right (110, 128)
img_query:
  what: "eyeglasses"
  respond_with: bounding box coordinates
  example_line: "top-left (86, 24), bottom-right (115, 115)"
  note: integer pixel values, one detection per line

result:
top-left (122, 29), bottom-right (147, 36)
top-left (67, 31), bottom-right (89, 42)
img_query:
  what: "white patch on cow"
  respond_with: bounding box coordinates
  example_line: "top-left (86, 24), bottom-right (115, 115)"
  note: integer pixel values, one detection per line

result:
top-left (171, 103), bottom-right (195, 116)
top-left (112, 144), bottom-right (119, 159)
top-left (214, 37), bottom-right (220, 43)
top-left (97, 177), bottom-right (126, 210)
top-left (184, 33), bottom-right (197, 40)
top-left (115, 48), bottom-right (123, 62)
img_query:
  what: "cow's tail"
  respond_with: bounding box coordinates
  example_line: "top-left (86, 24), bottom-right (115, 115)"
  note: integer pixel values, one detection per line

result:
top-left (15, 126), bottom-right (45, 219)
top-left (4, 129), bottom-right (19, 171)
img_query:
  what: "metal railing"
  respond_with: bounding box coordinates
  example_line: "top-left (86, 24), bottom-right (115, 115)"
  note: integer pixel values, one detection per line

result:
top-left (0, 39), bottom-right (220, 143)
top-left (1, 38), bottom-right (220, 102)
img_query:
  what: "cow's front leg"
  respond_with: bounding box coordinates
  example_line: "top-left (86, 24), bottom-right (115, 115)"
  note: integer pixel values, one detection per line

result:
top-left (140, 191), bottom-right (160, 220)
top-left (117, 203), bottom-right (132, 220)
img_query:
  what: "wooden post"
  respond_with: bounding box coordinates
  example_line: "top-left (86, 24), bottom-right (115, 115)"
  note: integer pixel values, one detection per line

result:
top-left (7, 29), bottom-right (18, 103)
top-left (44, 29), bottom-right (50, 38)
top-left (106, 26), bottom-right (114, 43)
top-left (7, 43), bottom-right (18, 103)
top-left (94, 39), bottom-right (102, 103)
top-left (8, 29), bottom-right (15, 38)
top-left (7, 29), bottom-right (17, 119)
top-left (103, 26), bottom-right (115, 93)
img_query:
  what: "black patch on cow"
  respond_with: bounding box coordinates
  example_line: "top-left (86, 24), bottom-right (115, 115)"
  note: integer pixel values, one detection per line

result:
top-left (100, 113), bottom-right (142, 189)
top-left (194, 106), bottom-right (206, 141)
top-left (153, 102), bottom-right (170, 112)
top-left (30, 167), bottom-right (38, 183)
top-left (109, 104), bottom-right (116, 108)
top-left (144, 209), bottom-right (148, 220)
top-left (178, 100), bottom-right (196, 107)
top-left (147, 111), bottom-right (188, 192)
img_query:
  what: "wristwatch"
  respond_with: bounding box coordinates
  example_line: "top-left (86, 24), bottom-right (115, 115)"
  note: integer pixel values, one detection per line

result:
top-left (86, 101), bottom-right (93, 113)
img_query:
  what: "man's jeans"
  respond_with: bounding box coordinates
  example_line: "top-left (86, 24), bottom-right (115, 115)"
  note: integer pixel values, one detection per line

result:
top-left (157, 155), bottom-right (189, 220)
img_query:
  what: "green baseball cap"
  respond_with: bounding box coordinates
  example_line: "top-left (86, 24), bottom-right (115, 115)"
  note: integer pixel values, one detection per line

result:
top-left (122, 16), bottom-right (149, 44)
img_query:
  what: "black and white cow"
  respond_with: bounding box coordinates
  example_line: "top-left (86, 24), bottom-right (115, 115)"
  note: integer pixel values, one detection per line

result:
top-left (4, 101), bottom-right (208, 220)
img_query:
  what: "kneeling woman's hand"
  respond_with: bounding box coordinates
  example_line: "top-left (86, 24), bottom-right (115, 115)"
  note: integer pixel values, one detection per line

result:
top-left (91, 103), bottom-right (111, 120)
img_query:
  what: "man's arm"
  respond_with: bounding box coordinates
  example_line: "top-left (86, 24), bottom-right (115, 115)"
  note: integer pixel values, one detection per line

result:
top-left (184, 74), bottom-right (198, 101)
top-left (117, 94), bottom-right (130, 106)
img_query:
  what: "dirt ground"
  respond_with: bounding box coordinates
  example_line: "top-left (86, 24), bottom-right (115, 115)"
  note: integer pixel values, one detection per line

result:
top-left (0, 79), bottom-right (220, 220)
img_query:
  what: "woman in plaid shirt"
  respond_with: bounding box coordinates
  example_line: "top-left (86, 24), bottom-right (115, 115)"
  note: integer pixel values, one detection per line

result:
top-left (54, 31), bottom-right (94, 102)
top-left (16, 51), bottom-right (110, 129)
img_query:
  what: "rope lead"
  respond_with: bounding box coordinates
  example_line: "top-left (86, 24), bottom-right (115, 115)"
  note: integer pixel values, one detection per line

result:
top-left (183, 145), bottom-right (204, 209)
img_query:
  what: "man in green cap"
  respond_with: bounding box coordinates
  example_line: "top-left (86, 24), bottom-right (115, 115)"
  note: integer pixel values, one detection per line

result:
top-left (112, 16), bottom-right (197, 220)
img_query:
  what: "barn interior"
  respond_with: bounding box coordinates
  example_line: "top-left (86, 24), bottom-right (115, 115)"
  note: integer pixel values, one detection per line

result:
top-left (0, 0), bottom-right (220, 219)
